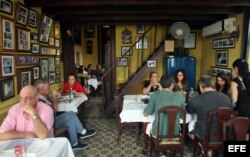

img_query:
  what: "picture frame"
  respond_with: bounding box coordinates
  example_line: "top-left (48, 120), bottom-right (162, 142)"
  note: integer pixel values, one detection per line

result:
top-left (54, 22), bottom-right (60, 39)
top-left (55, 57), bottom-right (60, 65)
top-left (136, 24), bottom-right (144, 34)
top-left (16, 55), bottom-right (39, 66)
top-left (16, 27), bottom-right (30, 51)
top-left (31, 43), bottom-right (39, 54)
top-left (49, 37), bottom-right (54, 46)
top-left (40, 58), bottom-right (48, 80)
top-left (0, 0), bottom-right (13, 15)
top-left (55, 67), bottom-right (61, 75)
top-left (33, 66), bottom-right (39, 80)
top-left (48, 57), bottom-right (55, 72)
top-left (0, 77), bottom-right (14, 101)
top-left (31, 33), bottom-right (38, 40)
top-left (0, 54), bottom-right (15, 77)
top-left (213, 37), bottom-right (235, 49)
top-left (28, 9), bottom-right (37, 28)
top-left (215, 50), bottom-right (228, 66)
top-left (122, 28), bottom-right (132, 44)
top-left (39, 15), bottom-right (53, 43)
top-left (184, 32), bottom-right (196, 49)
top-left (49, 72), bottom-right (55, 84)
top-left (56, 49), bottom-right (60, 56)
top-left (0, 16), bottom-right (15, 51)
top-left (55, 39), bottom-right (60, 47)
top-left (147, 60), bottom-right (156, 68)
top-left (40, 46), bottom-right (56, 55)
top-left (210, 66), bottom-right (232, 77)
top-left (55, 74), bottom-right (61, 83)
top-left (15, 2), bottom-right (28, 26)
top-left (84, 25), bottom-right (95, 38)
top-left (16, 67), bottom-right (33, 93)
top-left (136, 36), bottom-right (148, 49)
top-left (164, 40), bottom-right (175, 52)
top-left (121, 46), bottom-right (133, 56)
top-left (117, 57), bottom-right (128, 67)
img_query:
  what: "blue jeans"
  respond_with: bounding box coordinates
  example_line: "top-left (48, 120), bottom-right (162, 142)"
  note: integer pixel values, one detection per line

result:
top-left (54, 111), bottom-right (85, 145)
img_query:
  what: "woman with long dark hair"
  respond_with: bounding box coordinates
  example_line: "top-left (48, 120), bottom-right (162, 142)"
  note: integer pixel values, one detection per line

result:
top-left (174, 69), bottom-right (189, 92)
top-left (231, 58), bottom-right (250, 117)
top-left (215, 73), bottom-right (231, 96)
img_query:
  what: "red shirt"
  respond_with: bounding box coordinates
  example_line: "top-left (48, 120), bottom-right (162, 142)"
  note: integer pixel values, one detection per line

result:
top-left (63, 81), bottom-right (87, 94)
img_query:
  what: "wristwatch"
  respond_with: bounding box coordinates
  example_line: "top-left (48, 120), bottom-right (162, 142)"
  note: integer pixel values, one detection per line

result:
top-left (32, 115), bottom-right (40, 120)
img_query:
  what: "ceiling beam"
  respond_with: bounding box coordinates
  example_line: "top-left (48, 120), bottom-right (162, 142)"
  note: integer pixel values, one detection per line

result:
top-left (25, 0), bottom-right (250, 7)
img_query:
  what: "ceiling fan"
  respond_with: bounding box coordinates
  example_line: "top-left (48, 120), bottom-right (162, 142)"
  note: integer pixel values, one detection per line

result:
top-left (170, 22), bottom-right (190, 40)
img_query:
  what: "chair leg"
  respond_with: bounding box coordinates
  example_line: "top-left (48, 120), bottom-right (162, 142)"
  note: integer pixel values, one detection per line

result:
top-left (136, 124), bottom-right (139, 145)
top-left (193, 141), bottom-right (197, 157)
top-left (117, 123), bottom-right (122, 144)
top-left (150, 138), bottom-right (153, 157)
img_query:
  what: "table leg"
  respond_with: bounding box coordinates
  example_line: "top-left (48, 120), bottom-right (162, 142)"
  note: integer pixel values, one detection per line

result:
top-left (142, 122), bottom-right (149, 155)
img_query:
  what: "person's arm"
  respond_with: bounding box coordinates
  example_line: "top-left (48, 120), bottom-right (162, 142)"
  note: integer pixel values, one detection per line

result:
top-left (74, 82), bottom-right (87, 95)
top-left (231, 81), bottom-right (238, 104)
top-left (51, 90), bottom-right (59, 111)
top-left (23, 104), bottom-right (49, 139)
top-left (0, 132), bottom-right (35, 140)
top-left (143, 96), bottom-right (155, 117)
top-left (62, 83), bottom-right (68, 94)
top-left (142, 81), bottom-right (151, 94)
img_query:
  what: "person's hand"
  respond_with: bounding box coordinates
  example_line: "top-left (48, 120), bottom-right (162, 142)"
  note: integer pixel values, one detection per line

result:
top-left (73, 90), bottom-right (78, 95)
top-left (23, 103), bottom-right (37, 117)
top-left (51, 90), bottom-right (58, 98)
top-left (156, 82), bottom-right (163, 91)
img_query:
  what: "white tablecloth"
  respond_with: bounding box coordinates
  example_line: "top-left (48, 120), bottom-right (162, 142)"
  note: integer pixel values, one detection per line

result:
top-left (58, 95), bottom-right (88, 112)
top-left (0, 137), bottom-right (75, 157)
top-left (120, 95), bottom-right (155, 123)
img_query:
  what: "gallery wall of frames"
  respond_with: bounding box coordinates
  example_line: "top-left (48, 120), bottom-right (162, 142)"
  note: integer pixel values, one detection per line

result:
top-left (0, 0), bottom-right (62, 102)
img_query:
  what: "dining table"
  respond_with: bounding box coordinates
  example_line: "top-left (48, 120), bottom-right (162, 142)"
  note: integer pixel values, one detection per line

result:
top-left (0, 137), bottom-right (75, 157)
top-left (58, 94), bottom-right (88, 113)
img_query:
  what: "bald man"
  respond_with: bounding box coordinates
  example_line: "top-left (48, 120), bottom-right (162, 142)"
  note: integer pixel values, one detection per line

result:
top-left (0, 85), bottom-right (54, 140)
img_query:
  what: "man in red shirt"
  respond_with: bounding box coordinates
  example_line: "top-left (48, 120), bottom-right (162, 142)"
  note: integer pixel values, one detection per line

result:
top-left (63, 74), bottom-right (87, 95)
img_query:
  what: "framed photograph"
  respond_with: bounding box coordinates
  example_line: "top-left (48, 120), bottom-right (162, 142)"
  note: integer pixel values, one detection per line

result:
top-left (136, 24), bottom-right (144, 34)
top-left (216, 50), bottom-right (228, 66)
top-left (40, 58), bottom-right (48, 80)
top-left (84, 25), bottom-right (95, 38)
top-left (39, 15), bottom-right (53, 43)
top-left (56, 49), bottom-right (60, 56)
top-left (164, 40), bottom-right (175, 52)
top-left (28, 9), bottom-right (37, 28)
top-left (55, 39), bottom-right (60, 47)
top-left (54, 22), bottom-right (60, 39)
top-left (33, 66), bottom-right (39, 80)
top-left (16, 67), bottom-right (32, 92)
top-left (55, 67), bottom-right (61, 75)
top-left (211, 66), bottom-right (232, 77)
top-left (49, 37), bottom-right (54, 46)
top-left (31, 43), bottom-right (39, 54)
top-left (121, 46), bottom-right (133, 56)
top-left (147, 60), bottom-right (156, 68)
top-left (0, 0), bottom-right (12, 15)
top-left (15, 2), bottom-right (28, 26)
top-left (117, 57), bottom-right (128, 67)
top-left (0, 54), bottom-right (15, 77)
top-left (0, 16), bottom-right (15, 51)
top-left (55, 57), bottom-right (60, 65)
top-left (122, 28), bottom-right (132, 44)
top-left (49, 73), bottom-right (55, 84)
top-left (31, 33), bottom-right (38, 40)
top-left (48, 57), bottom-right (55, 72)
top-left (16, 55), bottom-right (39, 66)
top-left (16, 27), bottom-right (30, 51)
top-left (184, 32), bottom-right (196, 49)
top-left (40, 46), bottom-right (56, 55)
top-left (55, 74), bottom-right (61, 83)
top-left (0, 77), bottom-right (14, 101)
top-left (136, 36), bottom-right (148, 49)
top-left (213, 37), bottom-right (235, 49)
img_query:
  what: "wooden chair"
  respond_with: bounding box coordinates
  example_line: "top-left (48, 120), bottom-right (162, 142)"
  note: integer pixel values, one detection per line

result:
top-left (193, 107), bottom-right (238, 157)
top-left (223, 117), bottom-right (250, 141)
top-left (114, 94), bottom-right (140, 144)
top-left (149, 106), bottom-right (186, 157)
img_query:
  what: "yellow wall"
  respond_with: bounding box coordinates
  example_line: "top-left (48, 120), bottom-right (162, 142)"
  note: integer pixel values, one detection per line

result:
top-left (201, 13), bottom-right (244, 78)
top-left (0, 0), bottom-right (64, 123)
top-left (80, 26), bottom-right (98, 68)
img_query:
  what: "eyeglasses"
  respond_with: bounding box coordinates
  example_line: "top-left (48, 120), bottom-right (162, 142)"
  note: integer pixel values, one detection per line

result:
top-left (19, 96), bottom-right (36, 102)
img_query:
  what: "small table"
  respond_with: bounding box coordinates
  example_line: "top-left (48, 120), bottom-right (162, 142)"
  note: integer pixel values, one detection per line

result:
top-left (58, 94), bottom-right (88, 112)
top-left (0, 137), bottom-right (75, 157)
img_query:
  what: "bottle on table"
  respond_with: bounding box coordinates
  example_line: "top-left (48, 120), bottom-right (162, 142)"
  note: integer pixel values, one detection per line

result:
top-left (69, 87), bottom-right (74, 101)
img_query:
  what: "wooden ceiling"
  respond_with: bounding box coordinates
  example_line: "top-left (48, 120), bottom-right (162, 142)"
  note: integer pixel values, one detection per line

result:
top-left (24, 0), bottom-right (250, 28)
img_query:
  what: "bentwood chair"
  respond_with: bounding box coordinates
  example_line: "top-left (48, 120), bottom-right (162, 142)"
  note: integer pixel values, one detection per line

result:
top-left (223, 117), bottom-right (250, 141)
top-left (114, 94), bottom-right (140, 144)
top-left (150, 106), bottom-right (186, 157)
top-left (193, 107), bottom-right (238, 157)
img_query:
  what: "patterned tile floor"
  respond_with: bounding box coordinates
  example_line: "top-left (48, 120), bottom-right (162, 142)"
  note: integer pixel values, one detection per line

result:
top-left (73, 96), bottom-right (198, 157)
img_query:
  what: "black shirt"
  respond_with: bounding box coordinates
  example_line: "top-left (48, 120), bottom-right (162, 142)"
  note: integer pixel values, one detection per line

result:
top-left (143, 81), bottom-right (159, 93)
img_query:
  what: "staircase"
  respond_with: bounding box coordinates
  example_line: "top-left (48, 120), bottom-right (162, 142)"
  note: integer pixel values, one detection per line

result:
top-left (102, 26), bottom-right (166, 117)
